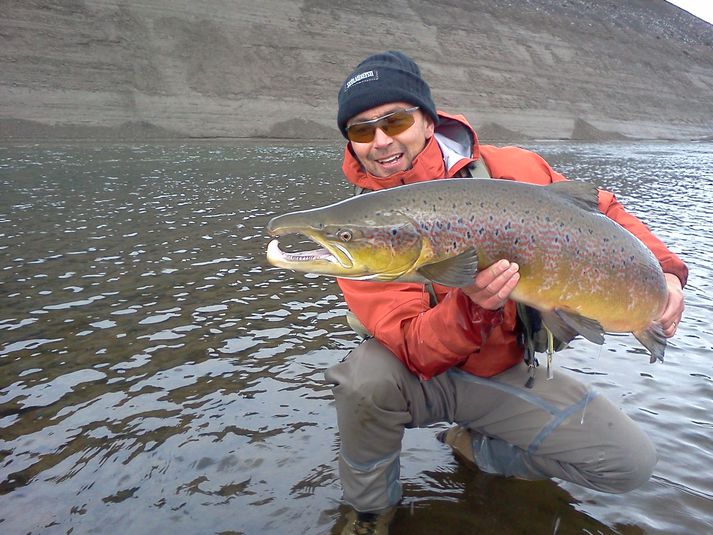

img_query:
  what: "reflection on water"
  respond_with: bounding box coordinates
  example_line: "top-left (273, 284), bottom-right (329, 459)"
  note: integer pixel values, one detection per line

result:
top-left (1, 141), bottom-right (711, 534)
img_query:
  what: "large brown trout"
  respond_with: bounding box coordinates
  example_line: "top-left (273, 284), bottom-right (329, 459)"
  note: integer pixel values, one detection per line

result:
top-left (266, 178), bottom-right (668, 362)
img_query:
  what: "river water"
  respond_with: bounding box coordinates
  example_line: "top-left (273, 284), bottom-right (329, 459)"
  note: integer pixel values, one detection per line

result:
top-left (0, 140), bottom-right (711, 535)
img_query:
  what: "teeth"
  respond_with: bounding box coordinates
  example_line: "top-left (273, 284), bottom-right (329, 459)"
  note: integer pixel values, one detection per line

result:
top-left (378, 154), bottom-right (401, 164)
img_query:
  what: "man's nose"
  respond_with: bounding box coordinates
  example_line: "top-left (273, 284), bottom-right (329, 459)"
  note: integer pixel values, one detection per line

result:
top-left (372, 126), bottom-right (393, 146)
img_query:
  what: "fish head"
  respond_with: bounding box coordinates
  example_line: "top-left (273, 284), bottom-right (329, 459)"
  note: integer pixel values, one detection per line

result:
top-left (266, 203), bottom-right (424, 281)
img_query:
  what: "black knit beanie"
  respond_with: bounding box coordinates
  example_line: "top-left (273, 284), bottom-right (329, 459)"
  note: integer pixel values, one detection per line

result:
top-left (337, 51), bottom-right (439, 138)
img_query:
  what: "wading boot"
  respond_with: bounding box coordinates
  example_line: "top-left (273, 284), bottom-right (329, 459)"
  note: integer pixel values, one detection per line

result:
top-left (437, 425), bottom-right (478, 471)
top-left (340, 506), bottom-right (396, 535)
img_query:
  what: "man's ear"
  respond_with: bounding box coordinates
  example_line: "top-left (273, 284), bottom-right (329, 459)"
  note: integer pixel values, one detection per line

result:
top-left (424, 115), bottom-right (435, 139)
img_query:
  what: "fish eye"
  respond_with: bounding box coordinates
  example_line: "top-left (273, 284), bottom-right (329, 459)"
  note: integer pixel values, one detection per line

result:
top-left (338, 230), bottom-right (353, 242)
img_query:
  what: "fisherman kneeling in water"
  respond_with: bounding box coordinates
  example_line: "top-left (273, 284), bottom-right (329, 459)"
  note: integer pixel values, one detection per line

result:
top-left (327, 51), bottom-right (687, 535)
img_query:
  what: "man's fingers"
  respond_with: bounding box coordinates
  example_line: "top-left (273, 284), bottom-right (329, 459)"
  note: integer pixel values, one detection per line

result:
top-left (464, 260), bottom-right (520, 310)
top-left (656, 273), bottom-right (685, 338)
top-left (480, 272), bottom-right (520, 309)
top-left (475, 260), bottom-right (518, 291)
top-left (661, 322), bottom-right (677, 338)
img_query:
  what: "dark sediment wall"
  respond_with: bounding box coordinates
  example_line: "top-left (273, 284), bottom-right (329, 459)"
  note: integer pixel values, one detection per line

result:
top-left (1, 0), bottom-right (712, 141)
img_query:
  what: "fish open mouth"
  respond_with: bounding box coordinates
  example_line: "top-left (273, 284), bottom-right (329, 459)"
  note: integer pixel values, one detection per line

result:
top-left (266, 239), bottom-right (354, 270)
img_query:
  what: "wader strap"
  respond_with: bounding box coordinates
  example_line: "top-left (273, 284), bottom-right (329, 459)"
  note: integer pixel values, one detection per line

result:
top-left (468, 158), bottom-right (491, 179)
top-left (517, 303), bottom-right (539, 366)
top-left (516, 303), bottom-right (540, 388)
top-left (345, 310), bottom-right (372, 339)
top-left (424, 281), bottom-right (439, 307)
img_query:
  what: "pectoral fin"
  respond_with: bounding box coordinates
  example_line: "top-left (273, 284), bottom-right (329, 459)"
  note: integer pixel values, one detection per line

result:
top-left (634, 325), bottom-right (667, 363)
top-left (541, 309), bottom-right (606, 345)
top-left (417, 248), bottom-right (479, 287)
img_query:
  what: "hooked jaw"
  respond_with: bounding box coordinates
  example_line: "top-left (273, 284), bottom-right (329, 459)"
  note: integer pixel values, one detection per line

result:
top-left (265, 209), bottom-right (425, 280)
top-left (266, 236), bottom-right (354, 273)
top-left (266, 214), bottom-right (356, 274)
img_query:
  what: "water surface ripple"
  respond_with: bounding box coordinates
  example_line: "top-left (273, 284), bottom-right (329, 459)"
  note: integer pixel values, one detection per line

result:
top-left (0, 141), bottom-right (711, 534)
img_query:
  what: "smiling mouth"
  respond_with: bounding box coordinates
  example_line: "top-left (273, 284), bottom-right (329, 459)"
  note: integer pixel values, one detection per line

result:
top-left (376, 153), bottom-right (403, 165)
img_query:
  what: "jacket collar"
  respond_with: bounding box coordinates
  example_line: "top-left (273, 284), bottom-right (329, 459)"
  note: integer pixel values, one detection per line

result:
top-left (341, 111), bottom-right (480, 191)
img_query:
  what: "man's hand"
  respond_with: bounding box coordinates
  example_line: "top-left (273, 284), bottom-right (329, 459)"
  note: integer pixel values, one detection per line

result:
top-left (658, 273), bottom-right (685, 338)
top-left (462, 259), bottom-right (520, 310)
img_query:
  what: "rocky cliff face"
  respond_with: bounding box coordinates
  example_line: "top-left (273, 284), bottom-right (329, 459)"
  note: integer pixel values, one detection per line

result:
top-left (2, 0), bottom-right (712, 141)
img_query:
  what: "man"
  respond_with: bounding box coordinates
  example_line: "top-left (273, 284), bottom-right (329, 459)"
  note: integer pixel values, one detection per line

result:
top-left (326, 51), bottom-right (687, 535)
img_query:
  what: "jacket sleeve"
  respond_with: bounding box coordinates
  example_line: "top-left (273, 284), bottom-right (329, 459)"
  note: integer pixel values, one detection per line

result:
top-left (337, 278), bottom-right (503, 380)
top-left (597, 190), bottom-right (688, 286)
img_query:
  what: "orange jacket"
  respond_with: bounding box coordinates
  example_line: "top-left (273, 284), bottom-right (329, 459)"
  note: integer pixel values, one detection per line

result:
top-left (338, 112), bottom-right (688, 380)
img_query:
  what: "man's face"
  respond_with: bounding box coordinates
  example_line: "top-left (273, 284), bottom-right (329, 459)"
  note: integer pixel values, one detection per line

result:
top-left (347, 102), bottom-right (434, 178)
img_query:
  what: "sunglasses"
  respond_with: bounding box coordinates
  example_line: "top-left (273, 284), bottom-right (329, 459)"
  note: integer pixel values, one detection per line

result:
top-left (346, 106), bottom-right (420, 143)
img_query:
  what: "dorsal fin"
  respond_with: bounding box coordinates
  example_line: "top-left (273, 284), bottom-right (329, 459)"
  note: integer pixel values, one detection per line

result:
top-left (546, 180), bottom-right (600, 212)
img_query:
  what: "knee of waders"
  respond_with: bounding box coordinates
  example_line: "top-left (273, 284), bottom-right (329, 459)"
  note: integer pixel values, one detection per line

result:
top-left (585, 433), bottom-right (658, 494)
top-left (330, 339), bottom-right (412, 412)
top-left (615, 437), bottom-right (657, 493)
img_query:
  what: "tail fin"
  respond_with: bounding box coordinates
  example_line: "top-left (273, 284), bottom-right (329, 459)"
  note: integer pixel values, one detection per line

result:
top-left (634, 325), bottom-right (667, 363)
